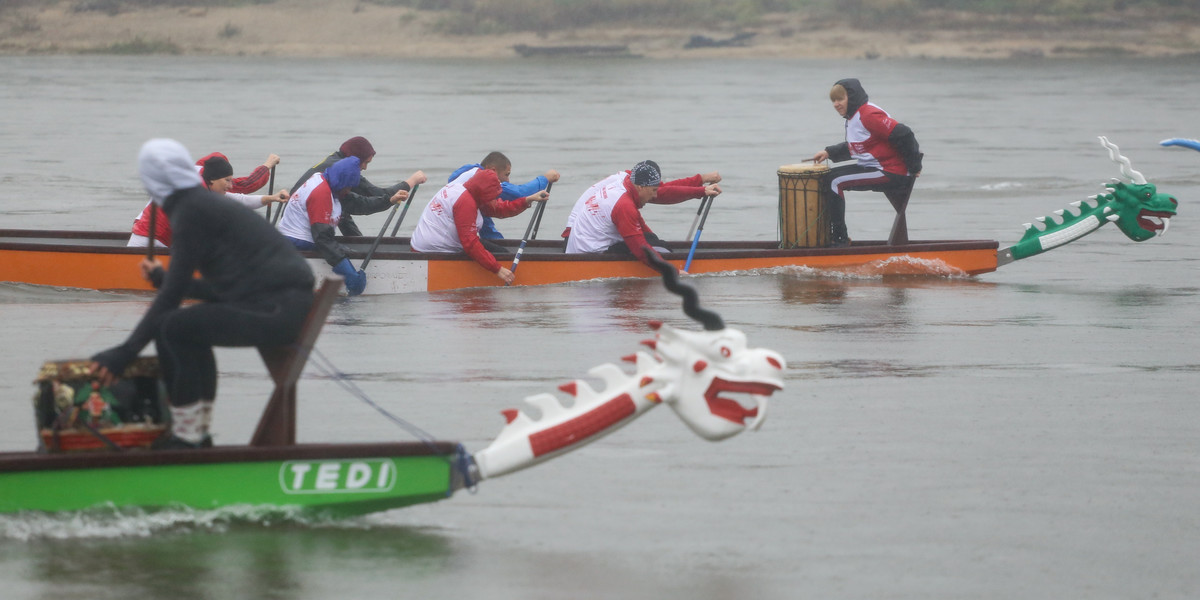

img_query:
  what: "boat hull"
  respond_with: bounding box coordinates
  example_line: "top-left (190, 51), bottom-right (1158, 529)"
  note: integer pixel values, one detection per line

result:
top-left (0, 442), bottom-right (464, 517)
top-left (0, 230), bottom-right (1000, 294)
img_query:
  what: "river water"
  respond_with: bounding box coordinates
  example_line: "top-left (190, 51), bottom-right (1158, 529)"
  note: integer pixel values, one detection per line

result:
top-left (1, 55), bottom-right (1199, 599)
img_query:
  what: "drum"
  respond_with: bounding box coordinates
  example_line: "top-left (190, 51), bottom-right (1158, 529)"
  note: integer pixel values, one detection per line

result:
top-left (777, 163), bottom-right (830, 248)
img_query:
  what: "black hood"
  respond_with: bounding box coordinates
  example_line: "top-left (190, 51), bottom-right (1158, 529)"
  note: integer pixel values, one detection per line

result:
top-left (835, 78), bottom-right (869, 119)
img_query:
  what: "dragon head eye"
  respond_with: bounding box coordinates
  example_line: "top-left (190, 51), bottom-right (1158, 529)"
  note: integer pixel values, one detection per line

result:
top-left (720, 347), bottom-right (731, 358)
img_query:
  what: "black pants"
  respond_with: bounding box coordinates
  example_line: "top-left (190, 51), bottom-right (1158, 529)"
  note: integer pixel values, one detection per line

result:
top-left (154, 288), bottom-right (313, 407)
top-left (822, 165), bottom-right (911, 243)
top-left (606, 232), bottom-right (666, 255)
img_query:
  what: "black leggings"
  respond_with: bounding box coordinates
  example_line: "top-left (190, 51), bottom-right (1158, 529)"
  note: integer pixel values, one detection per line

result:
top-left (154, 288), bottom-right (313, 407)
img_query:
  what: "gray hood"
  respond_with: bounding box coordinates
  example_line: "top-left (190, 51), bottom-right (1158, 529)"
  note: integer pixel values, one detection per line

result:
top-left (138, 138), bottom-right (202, 206)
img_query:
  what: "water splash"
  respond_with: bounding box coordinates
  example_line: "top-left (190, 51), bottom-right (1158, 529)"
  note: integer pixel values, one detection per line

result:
top-left (0, 504), bottom-right (353, 541)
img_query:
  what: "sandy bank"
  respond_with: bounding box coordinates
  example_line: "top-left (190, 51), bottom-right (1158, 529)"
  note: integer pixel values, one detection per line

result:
top-left (2, 0), bottom-right (1199, 60)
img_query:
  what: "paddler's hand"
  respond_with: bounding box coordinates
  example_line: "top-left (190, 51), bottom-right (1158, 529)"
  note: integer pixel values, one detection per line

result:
top-left (544, 169), bottom-right (561, 184)
top-left (390, 189), bottom-right (408, 204)
top-left (701, 171), bottom-right (721, 184)
top-left (703, 183), bottom-right (722, 197)
top-left (525, 190), bottom-right (550, 207)
top-left (263, 190), bottom-right (289, 205)
top-left (406, 170), bottom-right (427, 188)
top-left (811, 150), bottom-right (830, 163)
top-left (496, 267), bottom-right (515, 286)
top-left (89, 362), bottom-right (119, 387)
top-left (139, 258), bottom-right (163, 282)
top-left (263, 154), bottom-right (281, 169)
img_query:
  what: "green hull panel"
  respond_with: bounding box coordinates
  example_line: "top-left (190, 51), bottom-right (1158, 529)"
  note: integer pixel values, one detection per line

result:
top-left (0, 445), bottom-right (463, 518)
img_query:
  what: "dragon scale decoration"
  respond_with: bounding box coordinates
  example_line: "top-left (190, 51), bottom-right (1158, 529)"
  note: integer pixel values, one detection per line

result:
top-left (997, 136), bottom-right (1179, 266)
top-left (472, 256), bottom-right (785, 479)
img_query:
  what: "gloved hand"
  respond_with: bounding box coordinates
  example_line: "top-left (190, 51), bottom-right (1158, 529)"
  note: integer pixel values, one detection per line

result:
top-left (332, 258), bottom-right (367, 296)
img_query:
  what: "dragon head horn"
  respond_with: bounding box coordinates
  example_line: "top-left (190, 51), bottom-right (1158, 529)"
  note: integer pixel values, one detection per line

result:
top-left (1098, 136), bottom-right (1147, 185)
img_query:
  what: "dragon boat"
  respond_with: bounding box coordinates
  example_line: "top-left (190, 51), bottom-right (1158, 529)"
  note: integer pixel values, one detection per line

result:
top-left (0, 261), bottom-right (786, 517)
top-left (0, 138), bottom-right (1179, 295)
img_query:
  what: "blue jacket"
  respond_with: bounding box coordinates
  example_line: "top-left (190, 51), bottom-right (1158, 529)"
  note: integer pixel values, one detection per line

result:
top-left (449, 163), bottom-right (549, 239)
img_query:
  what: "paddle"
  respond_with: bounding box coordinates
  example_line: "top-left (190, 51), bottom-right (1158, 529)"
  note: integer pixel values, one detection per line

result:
top-left (682, 195), bottom-right (713, 274)
top-left (264, 164), bottom-right (276, 222)
top-left (509, 181), bottom-right (551, 281)
top-left (146, 201), bottom-right (157, 260)
top-left (389, 183), bottom-right (420, 237)
top-left (361, 183), bottom-right (419, 271)
top-left (530, 181), bottom-right (551, 240)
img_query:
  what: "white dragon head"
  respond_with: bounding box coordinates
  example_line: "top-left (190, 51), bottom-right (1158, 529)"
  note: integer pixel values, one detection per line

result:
top-left (645, 321), bottom-right (785, 441)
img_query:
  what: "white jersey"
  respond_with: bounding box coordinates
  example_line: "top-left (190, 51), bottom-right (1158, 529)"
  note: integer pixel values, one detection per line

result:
top-left (410, 168), bottom-right (482, 253)
top-left (277, 173), bottom-right (341, 243)
top-left (565, 172), bottom-right (629, 254)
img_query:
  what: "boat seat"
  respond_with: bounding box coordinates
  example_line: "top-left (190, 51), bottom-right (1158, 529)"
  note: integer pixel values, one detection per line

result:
top-left (249, 277), bottom-right (343, 447)
top-left (885, 176), bottom-right (916, 245)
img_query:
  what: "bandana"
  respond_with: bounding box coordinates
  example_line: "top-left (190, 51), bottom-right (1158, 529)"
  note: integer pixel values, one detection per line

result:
top-left (200, 156), bottom-right (233, 183)
top-left (339, 136), bottom-right (376, 162)
top-left (631, 160), bottom-right (661, 187)
top-left (324, 156), bottom-right (362, 194)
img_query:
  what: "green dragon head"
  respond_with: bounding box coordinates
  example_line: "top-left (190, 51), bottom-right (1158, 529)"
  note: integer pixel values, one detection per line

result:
top-left (1104, 180), bottom-right (1178, 242)
top-left (999, 137), bottom-right (1180, 265)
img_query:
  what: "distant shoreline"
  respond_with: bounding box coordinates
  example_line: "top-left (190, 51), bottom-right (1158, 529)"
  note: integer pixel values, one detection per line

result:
top-left (2, 0), bottom-right (1199, 60)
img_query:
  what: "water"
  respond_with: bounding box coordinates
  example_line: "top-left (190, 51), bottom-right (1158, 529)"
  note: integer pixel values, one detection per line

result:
top-left (1, 55), bottom-right (1199, 599)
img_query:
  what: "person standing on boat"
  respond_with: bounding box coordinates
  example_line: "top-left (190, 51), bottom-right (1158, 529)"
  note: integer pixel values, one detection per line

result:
top-left (410, 168), bottom-right (549, 285)
top-left (128, 153), bottom-right (289, 248)
top-left (447, 151), bottom-right (560, 240)
top-left (288, 136), bottom-right (426, 237)
top-left (563, 160), bottom-right (721, 267)
top-left (92, 138), bottom-right (316, 450)
top-left (809, 78), bottom-right (923, 247)
top-left (277, 156), bottom-right (388, 296)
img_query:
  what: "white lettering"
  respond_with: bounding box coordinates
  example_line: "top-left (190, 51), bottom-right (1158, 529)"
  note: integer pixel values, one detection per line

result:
top-left (346, 462), bottom-right (371, 489)
top-left (288, 464), bottom-right (312, 490)
top-left (377, 461), bottom-right (392, 488)
top-left (315, 463), bottom-right (341, 490)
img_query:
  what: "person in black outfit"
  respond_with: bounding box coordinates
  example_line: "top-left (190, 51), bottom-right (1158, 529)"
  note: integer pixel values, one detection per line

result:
top-left (289, 136), bottom-right (426, 236)
top-left (90, 138), bottom-right (316, 449)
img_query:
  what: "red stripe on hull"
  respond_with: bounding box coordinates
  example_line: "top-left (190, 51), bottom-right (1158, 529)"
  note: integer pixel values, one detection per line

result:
top-left (528, 394), bottom-right (637, 457)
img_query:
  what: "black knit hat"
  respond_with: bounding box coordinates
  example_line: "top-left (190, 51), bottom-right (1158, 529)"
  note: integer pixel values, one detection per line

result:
top-left (631, 160), bottom-right (661, 186)
top-left (201, 156), bottom-right (234, 182)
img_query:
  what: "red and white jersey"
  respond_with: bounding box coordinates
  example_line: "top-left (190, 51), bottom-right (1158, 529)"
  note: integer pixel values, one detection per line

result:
top-left (410, 169), bottom-right (481, 253)
top-left (846, 102), bottom-right (909, 175)
top-left (564, 171), bottom-right (630, 254)
top-left (277, 173), bottom-right (341, 243)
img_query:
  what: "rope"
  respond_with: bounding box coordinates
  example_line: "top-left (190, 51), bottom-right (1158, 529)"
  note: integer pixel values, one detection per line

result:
top-left (306, 348), bottom-right (478, 491)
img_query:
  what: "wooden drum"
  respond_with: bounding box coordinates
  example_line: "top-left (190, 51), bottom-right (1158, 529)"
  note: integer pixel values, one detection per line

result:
top-left (777, 163), bottom-right (830, 248)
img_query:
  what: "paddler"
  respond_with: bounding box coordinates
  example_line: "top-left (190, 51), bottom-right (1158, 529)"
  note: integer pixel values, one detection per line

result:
top-left (288, 136), bottom-right (426, 236)
top-left (562, 160), bottom-right (721, 267)
top-left (277, 156), bottom-right (379, 296)
top-left (409, 168), bottom-right (549, 285)
top-left (446, 151), bottom-right (559, 240)
top-left (91, 138), bottom-right (316, 450)
top-left (809, 78), bottom-right (923, 247)
top-left (128, 153), bottom-right (288, 248)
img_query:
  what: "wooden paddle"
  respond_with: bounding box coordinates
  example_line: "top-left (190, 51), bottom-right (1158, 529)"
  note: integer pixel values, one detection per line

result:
top-left (389, 183), bottom-right (420, 237)
top-left (146, 201), bottom-right (157, 260)
top-left (682, 194), bottom-right (714, 274)
top-left (361, 183), bottom-right (419, 271)
top-left (509, 181), bottom-right (551, 282)
top-left (264, 164), bottom-right (276, 222)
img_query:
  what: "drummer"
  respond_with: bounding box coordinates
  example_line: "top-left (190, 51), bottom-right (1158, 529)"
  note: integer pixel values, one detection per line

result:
top-left (810, 78), bottom-right (922, 247)
top-left (562, 160), bottom-right (721, 267)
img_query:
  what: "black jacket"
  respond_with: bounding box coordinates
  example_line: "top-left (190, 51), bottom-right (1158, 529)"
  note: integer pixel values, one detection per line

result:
top-left (290, 151), bottom-right (410, 236)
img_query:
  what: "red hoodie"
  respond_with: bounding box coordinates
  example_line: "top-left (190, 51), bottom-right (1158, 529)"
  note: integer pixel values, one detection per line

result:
top-left (454, 170), bottom-right (530, 272)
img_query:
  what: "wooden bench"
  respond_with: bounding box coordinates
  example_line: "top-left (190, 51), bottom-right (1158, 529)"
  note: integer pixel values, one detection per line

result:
top-left (885, 176), bottom-right (916, 246)
top-left (249, 277), bottom-right (342, 447)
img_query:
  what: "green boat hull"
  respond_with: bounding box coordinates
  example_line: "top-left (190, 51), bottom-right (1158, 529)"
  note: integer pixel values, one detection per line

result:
top-left (0, 442), bottom-right (467, 517)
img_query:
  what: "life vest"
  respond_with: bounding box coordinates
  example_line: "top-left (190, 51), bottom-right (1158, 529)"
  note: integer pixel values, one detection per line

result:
top-left (565, 172), bottom-right (630, 254)
top-left (410, 168), bottom-right (484, 253)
